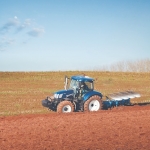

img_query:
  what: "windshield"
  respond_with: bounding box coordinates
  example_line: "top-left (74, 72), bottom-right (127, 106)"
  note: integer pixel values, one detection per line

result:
top-left (69, 79), bottom-right (79, 89)
top-left (69, 79), bottom-right (93, 91)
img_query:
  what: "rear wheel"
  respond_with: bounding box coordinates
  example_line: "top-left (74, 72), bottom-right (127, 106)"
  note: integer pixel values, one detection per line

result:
top-left (84, 95), bottom-right (103, 112)
top-left (57, 101), bottom-right (75, 113)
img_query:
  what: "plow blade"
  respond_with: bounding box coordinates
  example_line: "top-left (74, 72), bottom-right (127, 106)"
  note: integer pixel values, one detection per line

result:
top-left (107, 91), bottom-right (141, 100)
top-left (103, 91), bottom-right (141, 109)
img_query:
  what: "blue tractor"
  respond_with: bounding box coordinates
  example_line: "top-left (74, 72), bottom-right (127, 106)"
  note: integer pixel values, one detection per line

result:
top-left (42, 75), bottom-right (103, 112)
top-left (42, 75), bottom-right (141, 113)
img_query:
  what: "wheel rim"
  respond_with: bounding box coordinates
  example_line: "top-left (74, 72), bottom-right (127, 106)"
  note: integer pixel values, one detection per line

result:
top-left (62, 105), bottom-right (72, 113)
top-left (89, 100), bottom-right (100, 111)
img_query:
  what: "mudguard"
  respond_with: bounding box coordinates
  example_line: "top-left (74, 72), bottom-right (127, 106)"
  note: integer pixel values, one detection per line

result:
top-left (82, 90), bottom-right (103, 101)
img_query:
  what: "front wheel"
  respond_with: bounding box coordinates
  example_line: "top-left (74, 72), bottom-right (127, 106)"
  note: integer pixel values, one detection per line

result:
top-left (84, 95), bottom-right (103, 112)
top-left (57, 101), bottom-right (75, 113)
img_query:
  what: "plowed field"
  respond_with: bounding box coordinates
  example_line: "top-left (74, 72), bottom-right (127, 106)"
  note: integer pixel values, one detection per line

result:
top-left (1, 105), bottom-right (150, 150)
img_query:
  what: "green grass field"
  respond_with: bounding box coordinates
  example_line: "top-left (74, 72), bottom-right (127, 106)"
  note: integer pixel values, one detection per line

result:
top-left (0, 71), bottom-right (150, 116)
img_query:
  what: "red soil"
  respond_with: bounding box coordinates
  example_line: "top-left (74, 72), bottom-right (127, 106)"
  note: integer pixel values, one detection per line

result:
top-left (0, 105), bottom-right (150, 150)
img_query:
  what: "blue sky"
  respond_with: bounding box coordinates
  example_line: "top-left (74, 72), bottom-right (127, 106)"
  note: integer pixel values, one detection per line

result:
top-left (0, 0), bottom-right (150, 71)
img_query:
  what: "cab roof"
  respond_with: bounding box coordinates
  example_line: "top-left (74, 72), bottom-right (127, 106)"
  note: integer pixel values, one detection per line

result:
top-left (71, 75), bottom-right (94, 82)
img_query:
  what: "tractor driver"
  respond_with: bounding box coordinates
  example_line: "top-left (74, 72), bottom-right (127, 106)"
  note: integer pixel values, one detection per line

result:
top-left (80, 81), bottom-right (89, 95)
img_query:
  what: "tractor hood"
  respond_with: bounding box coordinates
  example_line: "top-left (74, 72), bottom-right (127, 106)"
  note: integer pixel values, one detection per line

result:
top-left (54, 89), bottom-right (74, 99)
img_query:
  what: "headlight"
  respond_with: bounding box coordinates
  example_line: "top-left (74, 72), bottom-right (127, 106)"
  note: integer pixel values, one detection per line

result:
top-left (54, 94), bottom-right (58, 98)
top-left (59, 94), bottom-right (63, 98)
top-left (54, 94), bottom-right (63, 99)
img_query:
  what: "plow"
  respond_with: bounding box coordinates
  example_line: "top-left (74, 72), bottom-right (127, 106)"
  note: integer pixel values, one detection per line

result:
top-left (42, 75), bottom-right (150, 113)
top-left (103, 91), bottom-right (141, 109)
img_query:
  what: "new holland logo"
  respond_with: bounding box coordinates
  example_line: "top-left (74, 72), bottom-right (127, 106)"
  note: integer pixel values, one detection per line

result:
top-left (66, 94), bottom-right (73, 97)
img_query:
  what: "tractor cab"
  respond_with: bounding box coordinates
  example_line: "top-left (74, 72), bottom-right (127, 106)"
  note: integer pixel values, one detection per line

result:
top-left (65, 75), bottom-right (94, 98)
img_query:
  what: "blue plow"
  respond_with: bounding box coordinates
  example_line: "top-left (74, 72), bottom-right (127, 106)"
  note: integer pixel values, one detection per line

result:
top-left (103, 91), bottom-right (141, 109)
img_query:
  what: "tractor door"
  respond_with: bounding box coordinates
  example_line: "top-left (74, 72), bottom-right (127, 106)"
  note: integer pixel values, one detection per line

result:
top-left (69, 79), bottom-right (80, 98)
